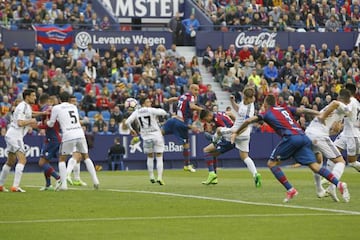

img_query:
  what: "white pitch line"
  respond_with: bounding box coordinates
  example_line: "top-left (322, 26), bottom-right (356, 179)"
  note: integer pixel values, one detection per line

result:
top-left (0, 213), bottom-right (353, 224)
top-left (106, 189), bottom-right (360, 215)
top-left (23, 185), bottom-right (360, 216)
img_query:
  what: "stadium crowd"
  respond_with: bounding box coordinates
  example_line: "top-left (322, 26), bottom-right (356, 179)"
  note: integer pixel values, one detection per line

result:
top-left (197, 0), bottom-right (360, 33)
top-left (0, 0), bottom-right (360, 137)
top-left (0, 0), bottom-right (113, 31)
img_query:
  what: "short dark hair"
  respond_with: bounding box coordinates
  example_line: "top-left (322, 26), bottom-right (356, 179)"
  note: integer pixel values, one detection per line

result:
top-left (265, 94), bottom-right (276, 106)
top-left (39, 93), bottom-right (49, 104)
top-left (199, 109), bottom-right (211, 120)
top-left (59, 91), bottom-right (70, 102)
top-left (338, 88), bottom-right (351, 102)
top-left (22, 88), bottom-right (35, 100)
top-left (345, 83), bottom-right (356, 95)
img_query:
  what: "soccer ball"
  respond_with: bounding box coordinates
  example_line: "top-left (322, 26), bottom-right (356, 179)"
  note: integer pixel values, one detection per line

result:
top-left (124, 98), bottom-right (138, 110)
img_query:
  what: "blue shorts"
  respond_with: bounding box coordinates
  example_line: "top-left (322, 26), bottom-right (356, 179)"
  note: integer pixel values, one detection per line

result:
top-left (162, 118), bottom-right (189, 144)
top-left (270, 134), bottom-right (316, 165)
top-left (40, 140), bottom-right (60, 161)
top-left (214, 138), bottom-right (235, 154)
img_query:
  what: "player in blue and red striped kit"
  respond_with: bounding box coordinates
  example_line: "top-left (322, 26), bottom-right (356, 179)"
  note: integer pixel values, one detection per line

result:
top-left (200, 109), bottom-right (234, 183)
top-left (231, 94), bottom-right (350, 203)
top-left (162, 84), bottom-right (203, 172)
top-left (37, 94), bottom-right (61, 191)
top-left (200, 87), bottom-right (261, 186)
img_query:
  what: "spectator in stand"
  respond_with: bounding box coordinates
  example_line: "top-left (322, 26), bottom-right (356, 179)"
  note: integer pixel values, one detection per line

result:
top-left (110, 105), bottom-right (123, 124)
top-left (100, 15), bottom-right (111, 30)
top-left (182, 13), bottom-right (200, 46)
top-left (96, 92), bottom-right (110, 111)
top-left (325, 14), bottom-right (341, 32)
top-left (238, 46), bottom-right (251, 64)
top-left (89, 12), bottom-right (100, 31)
top-left (168, 12), bottom-right (184, 46)
top-left (263, 61), bottom-right (279, 85)
top-left (81, 90), bottom-right (97, 114)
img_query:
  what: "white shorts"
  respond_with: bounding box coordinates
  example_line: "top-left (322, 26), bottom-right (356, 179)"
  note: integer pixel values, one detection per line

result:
top-left (59, 138), bottom-right (88, 155)
top-left (142, 137), bottom-right (165, 154)
top-left (5, 135), bottom-right (26, 154)
top-left (334, 135), bottom-right (360, 156)
top-left (308, 135), bottom-right (341, 160)
top-left (223, 133), bottom-right (250, 152)
top-left (234, 136), bottom-right (250, 152)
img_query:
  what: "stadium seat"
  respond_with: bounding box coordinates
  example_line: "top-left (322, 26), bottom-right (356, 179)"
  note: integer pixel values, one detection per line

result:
top-left (45, 2), bottom-right (52, 10)
top-left (20, 74), bottom-right (29, 84)
top-left (101, 110), bottom-right (111, 121)
top-left (74, 92), bottom-right (83, 102)
top-left (106, 83), bottom-right (114, 93)
top-left (17, 82), bottom-right (25, 93)
top-left (79, 110), bottom-right (86, 119)
top-left (87, 110), bottom-right (99, 119)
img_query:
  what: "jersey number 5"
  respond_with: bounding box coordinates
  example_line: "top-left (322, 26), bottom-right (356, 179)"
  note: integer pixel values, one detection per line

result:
top-left (68, 110), bottom-right (78, 124)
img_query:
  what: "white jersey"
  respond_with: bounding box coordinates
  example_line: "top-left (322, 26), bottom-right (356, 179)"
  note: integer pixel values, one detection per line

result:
top-left (306, 101), bottom-right (350, 138)
top-left (231, 101), bottom-right (255, 137)
top-left (5, 101), bottom-right (32, 138)
top-left (125, 107), bottom-right (167, 140)
top-left (341, 97), bottom-right (360, 137)
top-left (47, 102), bottom-right (84, 142)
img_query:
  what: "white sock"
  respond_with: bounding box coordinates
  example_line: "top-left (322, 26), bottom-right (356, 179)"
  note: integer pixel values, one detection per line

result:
top-left (12, 163), bottom-right (25, 188)
top-left (73, 162), bottom-right (81, 181)
top-left (332, 162), bottom-right (345, 180)
top-left (349, 161), bottom-right (360, 171)
top-left (84, 158), bottom-right (99, 185)
top-left (66, 158), bottom-right (77, 176)
top-left (59, 161), bottom-right (67, 189)
top-left (156, 155), bottom-right (164, 181)
top-left (147, 156), bottom-right (155, 179)
top-left (326, 160), bottom-right (335, 172)
top-left (329, 162), bottom-right (345, 191)
top-left (243, 157), bottom-right (257, 177)
top-left (314, 173), bottom-right (324, 193)
top-left (0, 164), bottom-right (11, 186)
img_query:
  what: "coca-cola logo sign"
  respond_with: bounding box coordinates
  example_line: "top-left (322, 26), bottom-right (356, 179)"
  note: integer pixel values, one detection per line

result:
top-left (235, 32), bottom-right (277, 48)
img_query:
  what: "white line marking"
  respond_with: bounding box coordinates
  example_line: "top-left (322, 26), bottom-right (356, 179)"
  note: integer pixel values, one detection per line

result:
top-left (0, 213), bottom-right (352, 224)
top-left (22, 185), bottom-right (360, 217)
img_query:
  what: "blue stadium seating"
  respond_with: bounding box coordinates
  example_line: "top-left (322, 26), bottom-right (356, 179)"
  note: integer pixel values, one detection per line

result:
top-left (101, 110), bottom-right (111, 121)
top-left (74, 92), bottom-right (83, 102)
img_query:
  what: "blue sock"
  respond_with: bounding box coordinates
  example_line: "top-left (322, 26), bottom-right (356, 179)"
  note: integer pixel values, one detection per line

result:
top-left (270, 166), bottom-right (293, 190)
top-left (319, 167), bottom-right (339, 186)
top-left (43, 163), bottom-right (60, 181)
top-left (183, 147), bottom-right (190, 166)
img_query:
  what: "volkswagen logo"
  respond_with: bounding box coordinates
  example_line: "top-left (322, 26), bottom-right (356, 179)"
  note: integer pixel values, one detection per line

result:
top-left (75, 32), bottom-right (91, 49)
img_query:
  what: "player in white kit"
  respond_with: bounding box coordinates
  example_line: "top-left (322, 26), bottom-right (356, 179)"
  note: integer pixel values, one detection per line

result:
top-left (334, 83), bottom-right (360, 171)
top-left (0, 89), bottom-right (46, 192)
top-left (125, 98), bottom-right (168, 185)
top-left (305, 88), bottom-right (351, 202)
top-left (201, 87), bottom-right (261, 187)
top-left (47, 92), bottom-right (99, 190)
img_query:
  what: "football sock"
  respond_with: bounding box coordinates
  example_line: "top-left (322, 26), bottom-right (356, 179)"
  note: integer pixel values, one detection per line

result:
top-left (59, 161), bottom-right (67, 188)
top-left (12, 163), bottom-right (24, 188)
top-left (43, 163), bottom-right (60, 180)
top-left (147, 156), bottom-right (155, 180)
top-left (213, 157), bottom-right (218, 173)
top-left (0, 164), bottom-right (11, 186)
top-left (270, 166), bottom-right (292, 190)
top-left (313, 173), bottom-right (324, 192)
top-left (332, 162), bottom-right (345, 180)
top-left (73, 162), bottom-right (81, 181)
top-left (326, 160), bottom-right (335, 172)
top-left (66, 157), bottom-right (77, 176)
top-left (84, 158), bottom-right (99, 185)
top-left (183, 147), bottom-right (190, 166)
top-left (243, 157), bottom-right (257, 177)
top-left (156, 155), bottom-right (164, 180)
top-left (318, 167), bottom-right (339, 186)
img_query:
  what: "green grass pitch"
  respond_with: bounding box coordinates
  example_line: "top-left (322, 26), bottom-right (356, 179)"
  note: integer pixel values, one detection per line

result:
top-left (0, 167), bottom-right (359, 240)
